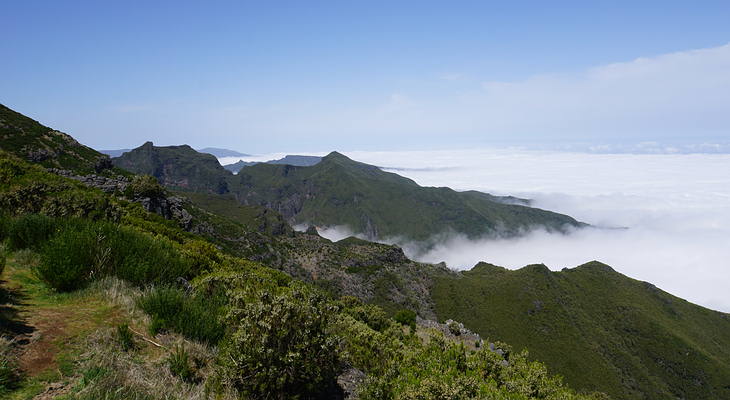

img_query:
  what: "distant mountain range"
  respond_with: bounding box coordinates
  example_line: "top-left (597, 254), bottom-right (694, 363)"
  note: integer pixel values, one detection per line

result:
top-left (99, 148), bottom-right (132, 157)
top-left (223, 155), bottom-right (322, 173)
top-left (112, 142), bottom-right (583, 242)
top-left (197, 147), bottom-right (250, 157)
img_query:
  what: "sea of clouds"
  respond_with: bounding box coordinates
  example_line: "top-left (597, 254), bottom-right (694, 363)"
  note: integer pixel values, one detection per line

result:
top-left (219, 149), bottom-right (730, 312)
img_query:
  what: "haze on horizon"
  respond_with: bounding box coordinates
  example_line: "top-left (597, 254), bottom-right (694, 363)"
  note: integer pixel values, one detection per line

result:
top-left (2, 1), bottom-right (730, 153)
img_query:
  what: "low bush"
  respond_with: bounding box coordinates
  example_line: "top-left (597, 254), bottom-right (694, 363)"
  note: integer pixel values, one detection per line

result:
top-left (340, 296), bottom-right (392, 332)
top-left (36, 225), bottom-right (96, 291)
top-left (393, 309), bottom-right (417, 331)
top-left (104, 226), bottom-right (193, 286)
top-left (33, 217), bottom-right (196, 291)
top-left (218, 285), bottom-right (339, 398)
top-left (124, 175), bottom-right (165, 199)
top-left (137, 287), bottom-right (225, 345)
top-left (6, 214), bottom-right (57, 251)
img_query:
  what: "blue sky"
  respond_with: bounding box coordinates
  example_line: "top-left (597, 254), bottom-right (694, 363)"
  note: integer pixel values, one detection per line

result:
top-left (2, 1), bottom-right (730, 153)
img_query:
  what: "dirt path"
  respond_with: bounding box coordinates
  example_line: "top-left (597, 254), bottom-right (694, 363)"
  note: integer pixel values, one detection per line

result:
top-left (1, 259), bottom-right (124, 399)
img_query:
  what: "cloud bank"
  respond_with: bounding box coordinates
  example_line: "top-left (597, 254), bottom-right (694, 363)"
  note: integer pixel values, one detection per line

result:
top-left (341, 149), bottom-right (730, 313)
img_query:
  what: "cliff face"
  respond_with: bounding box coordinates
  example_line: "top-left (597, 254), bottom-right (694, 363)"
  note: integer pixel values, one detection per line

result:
top-left (112, 142), bottom-right (232, 194)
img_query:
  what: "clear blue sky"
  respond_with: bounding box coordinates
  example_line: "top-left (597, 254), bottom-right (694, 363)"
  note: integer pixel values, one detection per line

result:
top-left (2, 1), bottom-right (729, 153)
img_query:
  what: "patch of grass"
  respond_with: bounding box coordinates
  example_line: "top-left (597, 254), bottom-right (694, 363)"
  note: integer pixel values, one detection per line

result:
top-left (116, 324), bottom-right (135, 352)
top-left (138, 286), bottom-right (225, 345)
top-left (167, 345), bottom-right (196, 383)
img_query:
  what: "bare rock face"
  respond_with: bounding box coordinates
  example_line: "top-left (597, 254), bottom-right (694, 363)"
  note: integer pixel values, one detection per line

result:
top-left (47, 169), bottom-right (194, 230)
top-left (337, 367), bottom-right (365, 399)
top-left (49, 168), bottom-right (130, 193)
top-left (26, 147), bottom-right (57, 162)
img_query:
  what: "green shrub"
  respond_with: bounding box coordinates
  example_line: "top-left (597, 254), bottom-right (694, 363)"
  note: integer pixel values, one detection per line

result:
top-left (36, 225), bottom-right (96, 291)
top-left (137, 287), bottom-right (225, 345)
top-left (339, 296), bottom-right (392, 332)
top-left (218, 286), bottom-right (339, 398)
top-left (393, 309), bottom-right (417, 331)
top-left (116, 324), bottom-right (135, 352)
top-left (124, 175), bottom-right (165, 199)
top-left (104, 226), bottom-right (192, 286)
top-left (447, 320), bottom-right (462, 336)
top-left (7, 214), bottom-right (57, 250)
top-left (167, 345), bottom-right (196, 383)
top-left (33, 218), bottom-right (194, 291)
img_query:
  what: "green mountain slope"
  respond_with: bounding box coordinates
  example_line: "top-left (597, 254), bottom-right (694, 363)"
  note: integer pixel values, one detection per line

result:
top-left (235, 151), bottom-right (585, 242)
top-left (112, 142), bottom-right (231, 193)
top-left (0, 104), bottom-right (112, 173)
top-left (432, 261), bottom-right (730, 399)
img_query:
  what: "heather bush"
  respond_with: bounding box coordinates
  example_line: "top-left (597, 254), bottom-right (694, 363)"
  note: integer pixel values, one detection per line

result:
top-left (33, 217), bottom-right (195, 291)
top-left (6, 214), bottom-right (57, 251)
top-left (393, 309), bottom-right (417, 331)
top-left (37, 225), bottom-right (96, 291)
top-left (217, 285), bottom-right (339, 398)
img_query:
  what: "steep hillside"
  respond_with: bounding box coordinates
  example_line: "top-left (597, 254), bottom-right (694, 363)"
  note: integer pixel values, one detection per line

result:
top-left (112, 142), bottom-right (231, 193)
top-left (235, 151), bottom-right (585, 242)
top-left (432, 261), bottom-right (730, 399)
top-left (0, 104), bottom-right (112, 174)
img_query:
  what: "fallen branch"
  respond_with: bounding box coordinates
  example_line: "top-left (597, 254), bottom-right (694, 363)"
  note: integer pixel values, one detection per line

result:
top-left (128, 327), bottom-right (166, 349)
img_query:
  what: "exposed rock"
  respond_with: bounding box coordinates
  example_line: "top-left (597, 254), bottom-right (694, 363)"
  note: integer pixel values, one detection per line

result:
top-left (337, 367), bottom-right (365, 399)
top-left (26, 147), bottom-right (56, 162)
top-left (48, 168), bottom-right (130, 193)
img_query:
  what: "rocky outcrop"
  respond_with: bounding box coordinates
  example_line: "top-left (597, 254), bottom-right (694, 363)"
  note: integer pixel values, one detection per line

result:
top-left (47, 168), bottom-right (193, 229)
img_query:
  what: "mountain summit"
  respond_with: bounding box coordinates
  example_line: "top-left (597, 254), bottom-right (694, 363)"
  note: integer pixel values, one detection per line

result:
top-left (235, 151), bottom-right (585, 242)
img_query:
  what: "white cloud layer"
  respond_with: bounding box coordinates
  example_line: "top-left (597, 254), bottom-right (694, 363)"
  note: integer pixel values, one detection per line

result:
top-left (220, 148), bottom-right (730, 312)
top-left (337, 149), bottom-right (730, 313)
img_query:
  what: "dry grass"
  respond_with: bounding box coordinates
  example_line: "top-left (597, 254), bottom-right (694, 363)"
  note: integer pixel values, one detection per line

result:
top-left (70, 328), bottom-right (236, 400)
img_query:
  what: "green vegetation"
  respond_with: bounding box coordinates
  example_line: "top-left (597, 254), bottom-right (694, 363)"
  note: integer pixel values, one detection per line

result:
top-left (138, 286), bottom-right (225, 345)
top-left (432, 262), bottom-right (730, 399)
top-left (0, 104), bottom-right (118, 174)
top-left (393, 309), bottom-right (417, 330)
top-left (218, 284), bottom-right (340, 398)
top-left (28, 218), bottom-right (195, 291)
top-left (167, 345), bottom-right (197, 383)
top-left (234, 151), bottom-right (585, 242)
top-left (116, 324), bottom-right (135, 352)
